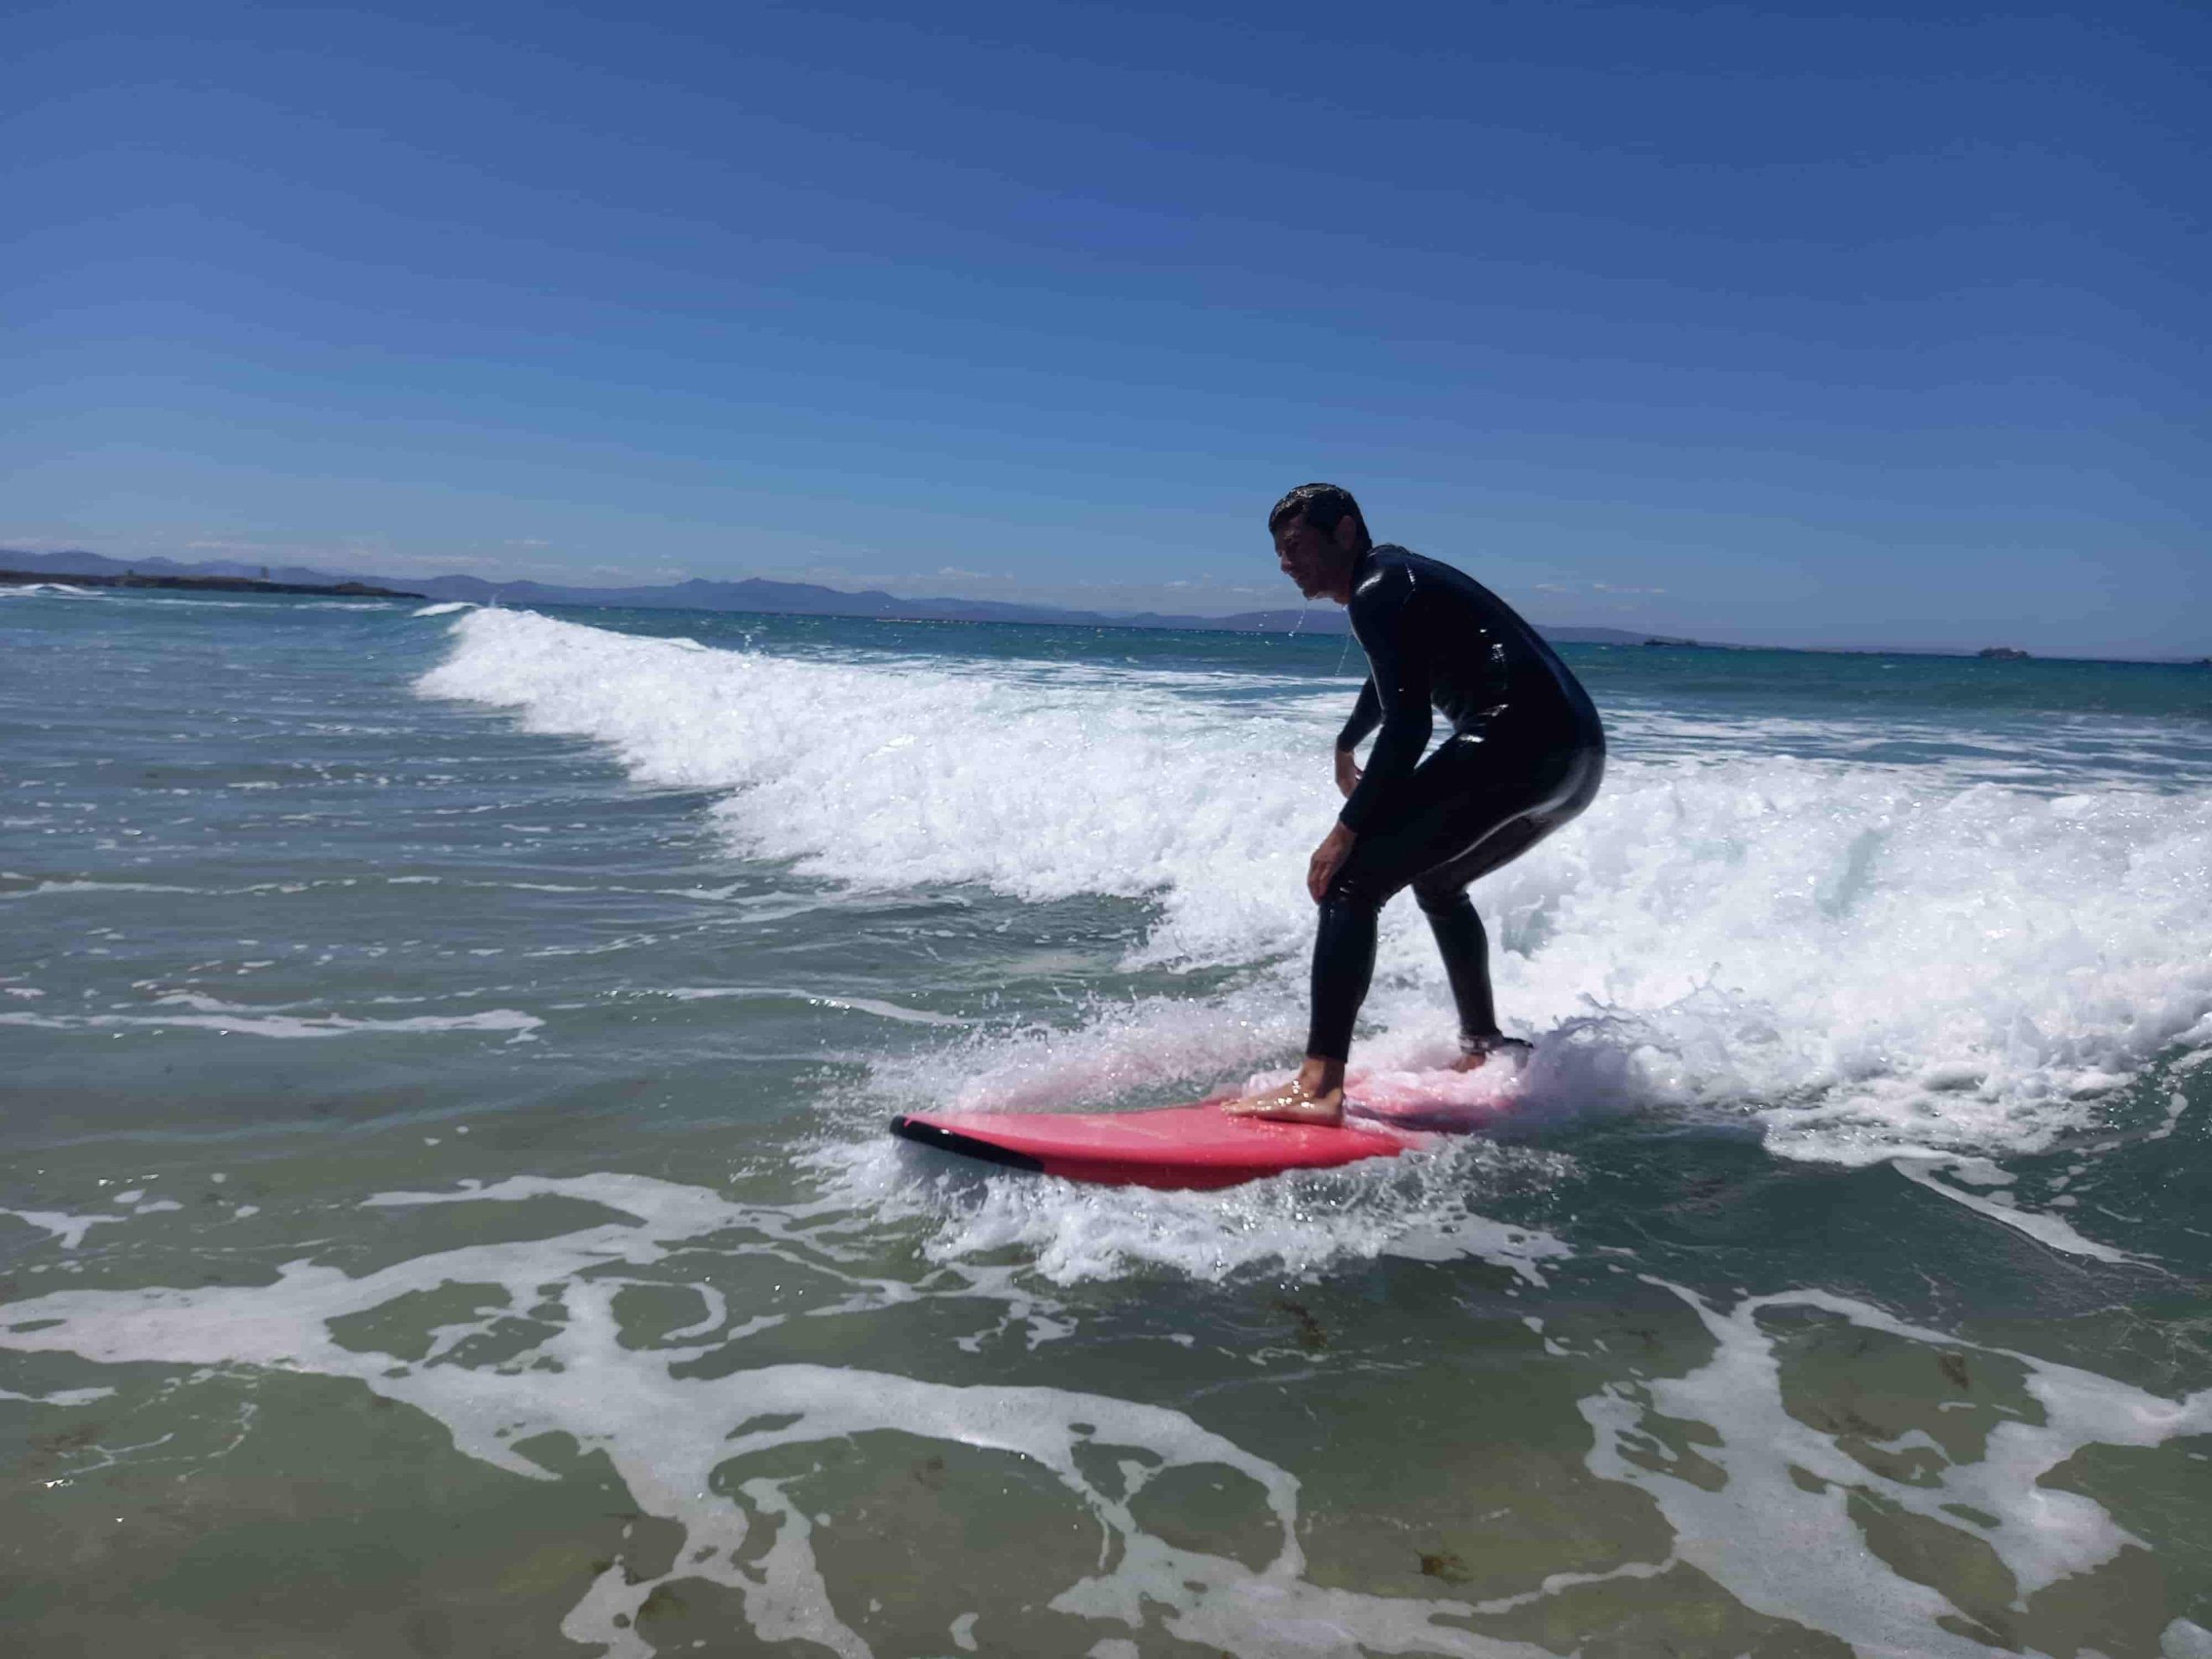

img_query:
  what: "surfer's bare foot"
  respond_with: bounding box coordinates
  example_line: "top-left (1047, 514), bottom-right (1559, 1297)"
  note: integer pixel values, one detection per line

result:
top-left (1222, 1057), bottom-right (1347, 1125)
top-left (1450, 1035), bottom-right (1531, 1073)
top-left (1222, 1080), bottom-right (1344, 1125)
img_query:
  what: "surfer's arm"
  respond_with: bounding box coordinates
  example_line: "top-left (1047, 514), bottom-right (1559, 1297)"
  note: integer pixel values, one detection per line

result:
top-left (1333, 746), bottom-right (1363, 801)
top-left (1332, 680), bottom-right (1377, 800)
top-left (1337, 678), bottom-right (1380, 750)
top-left (1337, 579), bottom-right (1432, 832)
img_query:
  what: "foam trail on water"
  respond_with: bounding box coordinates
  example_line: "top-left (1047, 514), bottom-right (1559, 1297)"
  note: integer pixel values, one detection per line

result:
top-left (420, 609), bottom-right (2212, 1171)
top-left (833, 1128), bottom-right (1576, 1287)
top-left (1891, 1159), bottom-right (2142, 1263)
top-left (0, 1208), bottom-right (129, 1249)
top-left (0, 1384), bottom-right (115, 1405)
top-left (1583, 1281), bottom-right (2212, 1655)
top-left (0, 1175), bottom-right (1556, 1658)
top-left (4, 1179), bottom-right (2200, 1654)
top-left (0, 1007), bottom-right (542, 1042)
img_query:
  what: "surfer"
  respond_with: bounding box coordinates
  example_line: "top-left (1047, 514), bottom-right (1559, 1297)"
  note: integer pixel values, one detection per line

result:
top-left (1224, 484), bottom-right (1605, 1126)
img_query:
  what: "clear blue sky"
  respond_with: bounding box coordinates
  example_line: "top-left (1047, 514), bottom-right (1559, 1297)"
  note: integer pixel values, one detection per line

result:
top-left (5, 1), bottom-right (2206, 654)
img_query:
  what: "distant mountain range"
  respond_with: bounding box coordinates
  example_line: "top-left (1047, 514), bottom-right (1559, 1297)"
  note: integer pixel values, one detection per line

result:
top-left (1, 549), bottom-right (1669, 645)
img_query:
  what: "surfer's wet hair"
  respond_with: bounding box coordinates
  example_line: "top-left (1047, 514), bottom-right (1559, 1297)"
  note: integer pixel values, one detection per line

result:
top-left (1268, 482), bottom-right (1370, 548)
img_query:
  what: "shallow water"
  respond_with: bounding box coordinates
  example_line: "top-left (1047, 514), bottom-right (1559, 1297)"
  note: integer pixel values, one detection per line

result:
top-left (3, 587), bottom-right (2209, 1656)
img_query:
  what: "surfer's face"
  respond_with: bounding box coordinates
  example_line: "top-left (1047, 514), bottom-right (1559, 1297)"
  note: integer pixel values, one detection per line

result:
top-left (1273, 512), bottom-right (1357, 601)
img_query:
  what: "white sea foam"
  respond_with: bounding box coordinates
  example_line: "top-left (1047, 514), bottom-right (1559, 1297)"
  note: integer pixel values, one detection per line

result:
top-left (1584, 1281), bottom-right (2212, 1655)
top-left (412, 600), bottom-right (475, 617)
top-left (0, 1384), bottom-right (116, 1405)
top-left (0, 878), bottom-right (201, 900)
top-left (0, 1174), bottom-right (1558, 1657)
top-left (1601, 703), bottom-right (2212, 791)
top-left (0, 1007), bottom-right (542, 1042)
top-left (0, 1208), bottom-right (128, 1249)
top-left (664, 984), bottom-right (973, 1026)
top-left (419, 607), bottom-right (1344, 954)
top-left (1892, 1159), bottom-right (2142, 1264)
top-left (831, 1122), bottom-right (1574, 1287)
top-left (3, 1177), bottom-right (2198, 1653)
top-left (419, 609), bottom-right (2212, 1185)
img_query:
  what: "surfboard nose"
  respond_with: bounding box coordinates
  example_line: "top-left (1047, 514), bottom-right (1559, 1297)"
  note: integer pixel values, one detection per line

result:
top-left (890, 1114), bottom-right (1047, 1173)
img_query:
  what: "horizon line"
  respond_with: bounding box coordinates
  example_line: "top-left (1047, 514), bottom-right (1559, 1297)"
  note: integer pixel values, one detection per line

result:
top-left (7, 544), bottom-right (2209, 667)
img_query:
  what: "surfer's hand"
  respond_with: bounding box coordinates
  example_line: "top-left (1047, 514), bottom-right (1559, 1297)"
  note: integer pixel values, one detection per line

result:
top-left (1307, 823), bottom-right (1357, 903)
top-left (1332, 747), bottom-right (1363, 800)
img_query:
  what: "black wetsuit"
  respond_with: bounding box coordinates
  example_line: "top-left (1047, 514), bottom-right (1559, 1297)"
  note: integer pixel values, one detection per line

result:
top-left (1310, 544), bottom-right (1605, 1062)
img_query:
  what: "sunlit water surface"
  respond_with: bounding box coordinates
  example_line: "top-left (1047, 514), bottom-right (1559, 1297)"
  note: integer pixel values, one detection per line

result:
top-left (4, 586), bottom-right (2210, 1657)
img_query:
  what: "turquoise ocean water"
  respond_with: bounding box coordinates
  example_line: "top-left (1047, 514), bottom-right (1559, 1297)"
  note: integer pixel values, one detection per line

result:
top-left (4, 583), bottom-right (2210, 1656)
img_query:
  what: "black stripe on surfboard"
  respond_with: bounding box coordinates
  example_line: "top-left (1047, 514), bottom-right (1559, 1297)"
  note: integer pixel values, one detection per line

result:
top-left (888, 1115), bottom-right (1046, 1173)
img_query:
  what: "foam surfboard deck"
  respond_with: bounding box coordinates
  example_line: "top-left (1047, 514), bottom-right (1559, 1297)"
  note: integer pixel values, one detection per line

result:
top-left (889, 1102), bottom-right (1425, 1191)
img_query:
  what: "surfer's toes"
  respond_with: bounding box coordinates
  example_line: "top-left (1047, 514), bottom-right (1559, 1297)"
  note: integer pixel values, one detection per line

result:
top-left (1221, 1085), bottom-right (1345, 1126)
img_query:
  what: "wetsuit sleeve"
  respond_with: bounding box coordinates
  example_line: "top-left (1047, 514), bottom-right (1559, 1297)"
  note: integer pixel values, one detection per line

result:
top-left (1336, 678), bottom-right (1380, 750)
top-left (1338, 574), bottom-right (1433, 833)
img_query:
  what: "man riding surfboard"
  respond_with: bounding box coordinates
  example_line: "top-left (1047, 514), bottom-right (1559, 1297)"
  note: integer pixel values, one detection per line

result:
top-left (1224, 483), bottom-right (1606, 1126)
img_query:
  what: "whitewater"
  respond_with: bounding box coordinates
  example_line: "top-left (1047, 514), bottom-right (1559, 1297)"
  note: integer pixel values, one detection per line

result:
top-left (4, 586), bottom-right (2209, 1656)
top-left (425, 605), bottom-right (2212, 1185)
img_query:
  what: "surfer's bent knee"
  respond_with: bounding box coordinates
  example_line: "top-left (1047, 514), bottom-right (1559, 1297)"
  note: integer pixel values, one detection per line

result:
top-left (1319, 869), bottom-right (1388, 916)
top-left (1411, 879), bottom-right (1476, 917)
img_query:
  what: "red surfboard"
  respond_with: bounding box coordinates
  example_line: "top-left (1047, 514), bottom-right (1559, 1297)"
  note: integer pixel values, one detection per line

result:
top-left (890, 1102), bottom-right (1426, 1191)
